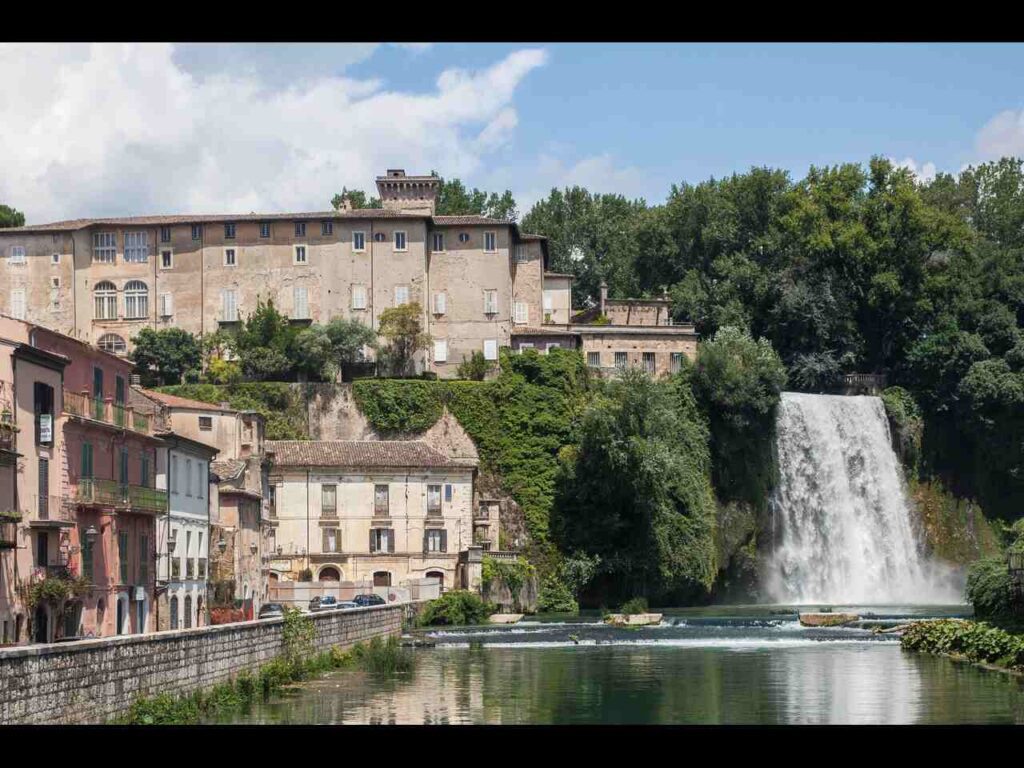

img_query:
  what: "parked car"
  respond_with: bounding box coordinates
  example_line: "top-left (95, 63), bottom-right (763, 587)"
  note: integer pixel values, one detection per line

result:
top-left (319, 595), bottom-right (339, 610)
top-left (258, 603), bottom-right (286, 620)
top-left (338, 601), bottom-right (358, 610)
top-left (352, 593), bottom-right (386, 607)
top-left (308, 596), bottom-right (321, 611)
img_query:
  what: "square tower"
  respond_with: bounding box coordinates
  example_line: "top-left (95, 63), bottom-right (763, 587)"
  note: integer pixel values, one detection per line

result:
top-left (376, 169), bottom-right (441, 215)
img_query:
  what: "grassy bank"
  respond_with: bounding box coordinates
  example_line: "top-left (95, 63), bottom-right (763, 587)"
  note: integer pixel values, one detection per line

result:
top-left (114, 635), bottom-right (413, 725)
top-left (901, 619), bottom-right (1024, 675)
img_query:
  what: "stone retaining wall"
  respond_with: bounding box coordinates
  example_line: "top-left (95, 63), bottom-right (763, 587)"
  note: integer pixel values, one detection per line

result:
top-left (0, 603), bottom-right (404, 724)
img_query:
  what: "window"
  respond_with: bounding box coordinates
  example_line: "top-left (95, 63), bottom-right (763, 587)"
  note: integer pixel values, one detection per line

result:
top-left (434, 339), bottom-right (447, 363)
top-left (483, 339), bottom-right (498, 361)
top-left (221, 289), bottom-right (238, 321)
top-left (444, 484), bottom-right (453, 503)
top-left (587, 351), bottom-right (601, 368)
top-left (514, 244), bottom-right (528, 262)
top-left (427, 485), bottom-right (442, 516)
top-left (322, 484), bottom-right (337, 517)
top-left (483, 289), bottom-right (498, 315)
top-left (93, 281), bottom-right (118, 320)
top-left (224, 248), bottom-right (236, 266)
top-left (514, 301), bottom-right (528, 325)
top-left (458, 232), bottom-right (470, 243)
top-left (484, 231), bottom-right (497, 252)
top-left (120, 448), bottom-right (129, 485)
top-left (393, 231), bottom-right (407, 251)
top-left (141, 455), bottom-right (150, 488)
top-left (10, 289), bottom-right (26, 320)
top-left (159, 293), bottom-right (173, 318)
top-left (424, 529), bottom-right (447, 553)
top-left (171, 455), bottom-right (179, 494)
top-left (293, 287), bottom-right (309, 319)
top-left (373, 232), bottom-right (387, 243)
top-left (92, 232), bottom-right (116, 263)
top-left (139, 535), bottom-right (148, 584)
top-left (52, 252), bottom-right (60, 265)
top-left (224, 223), bottom-right (236, 239)
top-left (351, 284), bottom-right (367, 310)
top-left (670, 352), bottom-right (684, 374)
top-left (9, 245), bottom-right (26, 264)
top-left (321, 221), bottom-right (333, 236)
top-left (322, 527), bottom-right (340, 553)
top-left (294, 245), bottom-right (307, 264)
top-left (370, 528), bottom-right (393, 553)
top-left (259, 222), bottom-right (270, 238)
top-left (433, 291), bottom-right (446, 315)
top-left (432, 232), bottom-right (445, 252)
top-left (519, 342), bottom-right (534, 352)
top-left (124, 232), bottom-right (149, 263)
top-left (269, 485), bottom-right (277, 518)
top-left (124, 280), bottom-right (148, 319)
top-left (614, 351), bottom-right (628, 369)
top-left (546, 343), bottom-right (560, 354)
top-left (191, 225), bottom-right (202, 240)
top-left (118, 532), bottom-right (129, 584)
top-left (159, 226), bottom-right (171, 243)
top-left (199, 416), bottom-right (212, 431)
top-left (294, 222), bottom-right (306, 237)
top-left (394, 285), bottom-right (409, 306)
top-left (374, 484), bottom-right (389, 516)
top-left (81, 442), bottom-right (94, 480)
top-left (98, 334), bottom-right (126, 355)
top-left (198, 464), bottom-right (205, 499)
top-left (543, 292), bottom-right (553, 312)
top-left (82, 534), bottom-right (94, 583)
top-left (643, 352), bottom-right (656, 374)
top-left (185, 459), bottom-right (193, 496)
top-left (34, 382), bottom-right (54, 446)
top-left (160, 249), bottom-right (173, 269)
top-left (353, 231), bottom-right (366, 251)
top-left (51, 277), bottom-right (61, 290)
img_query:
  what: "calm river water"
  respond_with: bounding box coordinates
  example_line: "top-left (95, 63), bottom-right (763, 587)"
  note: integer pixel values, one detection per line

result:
top-left (210, 606), bottom-right (1024, 725)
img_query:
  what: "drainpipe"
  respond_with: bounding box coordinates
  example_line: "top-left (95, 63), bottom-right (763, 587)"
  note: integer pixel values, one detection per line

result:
top-left (306, 469), bottom-right (310, 576)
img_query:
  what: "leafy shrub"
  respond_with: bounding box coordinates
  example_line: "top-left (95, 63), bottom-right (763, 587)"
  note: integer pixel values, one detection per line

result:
top-left (456, 350), bottom-right (494, 381)
top-left (966, 557), bottom-right (1014, 618)
top-left (352, 379), bottom-right (444, 433)
top-left (902, 619), bottom-right (1024, 671)
top-left (620, 597), bottom-right (649, 615)
top-left (481, 555), bottom-right (536, 607)
top-left (351, 635), bottom-right (414, 677)
top-left (417, 590), bottom-right (495, 626)
top-left (537, 574), bottom-right (579, 613)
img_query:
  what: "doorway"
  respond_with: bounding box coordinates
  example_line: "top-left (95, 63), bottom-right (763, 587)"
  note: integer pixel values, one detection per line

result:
top-left (33, 604), bottom-right (48, 643)
top-left (372, 571), bottom-right (391, 587)
top-left (426, 570), bottom-right (444, 590)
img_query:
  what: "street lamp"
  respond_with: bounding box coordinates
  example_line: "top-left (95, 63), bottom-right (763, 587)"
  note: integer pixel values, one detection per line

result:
top-left (217, 535), bottom-right (227, 554)
top-left (84, 525), bottom-right (99, 542)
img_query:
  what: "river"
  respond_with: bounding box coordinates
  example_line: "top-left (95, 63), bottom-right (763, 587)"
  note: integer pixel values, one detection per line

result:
top-left (207, 605), bottom-right (1024, 725)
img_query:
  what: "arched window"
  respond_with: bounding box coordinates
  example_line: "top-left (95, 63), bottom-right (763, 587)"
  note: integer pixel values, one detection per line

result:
top-left (184, 595), bottom-right (192, 629)
top-left (318, 566), bottom-right (341, 582)
top-left (97, 334), bottom-right (126, 356)
top-left (373, 232), bottom-right (387, 242)
top-left (124, 280), bottom-right (148, 319)
top-left (170, 596), bottom-right (179, 630)
top-left (94, 281), bottom-right (117, 320)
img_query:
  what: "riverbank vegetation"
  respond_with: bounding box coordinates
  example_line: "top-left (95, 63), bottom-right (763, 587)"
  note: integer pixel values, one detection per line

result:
top-left (416, 590), bottom-right (495, 627)
top-left (901, 619), bottom-right (1024, 674)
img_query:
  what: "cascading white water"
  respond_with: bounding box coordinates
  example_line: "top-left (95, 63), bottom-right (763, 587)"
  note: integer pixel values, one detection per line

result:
top-left (764, 393), bottom-right (961, 605)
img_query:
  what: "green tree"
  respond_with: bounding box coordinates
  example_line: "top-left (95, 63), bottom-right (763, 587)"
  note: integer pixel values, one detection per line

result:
top-left (0, 204), bottom-right (25, 228)
top-left (324, 317), bottom-right (378, 380)
top-left (433, 172), bottom-right (518, 220)
top-left (331, 187), bottom-right (381, 210)
top-left (551, 369), bottom-right (717, 603)
top-left (233, 299), bottom-right (298, 381)
top-left (130, 328), bottom-right (202, 387)
top-left (377, 303), bottom-right (430, 377)
top-left (456, 350), bottom-right (493, 381)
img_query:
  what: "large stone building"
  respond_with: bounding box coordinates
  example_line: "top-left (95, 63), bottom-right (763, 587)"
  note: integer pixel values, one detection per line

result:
top-left (0, 169), bottom-right (698, 378)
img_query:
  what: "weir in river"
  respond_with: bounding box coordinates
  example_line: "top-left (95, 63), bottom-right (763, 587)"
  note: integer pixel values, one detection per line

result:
top-left (764, 393), bottom-right (961, 605)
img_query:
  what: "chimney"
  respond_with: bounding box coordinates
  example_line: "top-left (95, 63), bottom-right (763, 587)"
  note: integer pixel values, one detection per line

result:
top-left (599, 281), bottom-right (608, 315)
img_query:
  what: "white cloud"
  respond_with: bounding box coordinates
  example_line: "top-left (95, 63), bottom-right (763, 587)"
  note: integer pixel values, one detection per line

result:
top-left (0, 43), bottom-right (548, 223)
top-left (501, 153), bottom-right (652, 215)
top-left (391, 43), bottom-right (433, 54)
top-left (889, 157), bottom-right (938, 184)
top-left (974, 108), bottom-right (1024, 160)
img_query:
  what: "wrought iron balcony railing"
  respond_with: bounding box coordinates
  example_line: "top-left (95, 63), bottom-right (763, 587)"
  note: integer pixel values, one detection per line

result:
top-left (63, 389), bottom-right (152, 436)
top-left (75, 478), bottom-right (167, 514)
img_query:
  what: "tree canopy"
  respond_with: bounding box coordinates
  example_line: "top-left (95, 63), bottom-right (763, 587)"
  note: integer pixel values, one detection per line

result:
top-left (0, 204), bottom-right (25, 228)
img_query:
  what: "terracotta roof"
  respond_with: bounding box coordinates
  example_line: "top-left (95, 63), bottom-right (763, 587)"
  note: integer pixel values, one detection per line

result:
top-left (517, 232), bottom-right (546, 241)
top-left (432, 215), bottom-right (512, 226)
top-left (140, 389), bottom-right (233, 413)
top-left (266, 440), bottom-right (458, 469)
top-left (544, 271), bottom-right (575, 279)
top-left (211, 459), bottom-right (246, 481)
top-left (511, 326), bottom-right (578, 337)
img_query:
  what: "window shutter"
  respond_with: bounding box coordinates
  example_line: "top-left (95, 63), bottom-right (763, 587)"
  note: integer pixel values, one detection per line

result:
top-left (388, 531), bottom-right (395, 553)
top-left (369, 529), bottom-right (375, 553)
top-left (322, 528), bottom-right (329, 553)
top-left (441, 530), bottom-right (447, 553)
top-left (423, 531), bottom-right (429, 555)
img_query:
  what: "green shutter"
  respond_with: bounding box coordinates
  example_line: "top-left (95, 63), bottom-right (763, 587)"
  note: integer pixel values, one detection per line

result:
top-left (441, 530), bottom-right (447, 553)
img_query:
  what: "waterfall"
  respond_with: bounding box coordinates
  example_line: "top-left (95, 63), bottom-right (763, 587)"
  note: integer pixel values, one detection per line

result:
top-left (763, 393), bottom-right (961, 605)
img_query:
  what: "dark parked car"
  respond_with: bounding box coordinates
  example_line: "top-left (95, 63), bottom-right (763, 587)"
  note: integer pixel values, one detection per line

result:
top-left (258, 603), bottom-right (286, 620)
top-left (352, 593), bottom-right (386, 607)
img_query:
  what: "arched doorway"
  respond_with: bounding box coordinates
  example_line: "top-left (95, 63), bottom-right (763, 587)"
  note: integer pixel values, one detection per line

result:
top-left (116, 598), bottom-right (125, 636)
top-left (197, 597), bottom-right (204, 627)
top-left (426, 570), bottom-right (445, 590)
top-left (318, 566), bottom-right (341, 582)
top-left (372, 571), bottom-right (391, 587)
top-left (170, 596), bottom-right (179, 630)
top-left (184, 595), bottom-right (192, 629)
top-left (34, 603), bottom-right (48, 644)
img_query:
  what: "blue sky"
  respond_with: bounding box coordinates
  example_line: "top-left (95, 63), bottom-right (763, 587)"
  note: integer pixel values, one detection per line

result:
top-left (3, 43), bottom-right (1023, 222)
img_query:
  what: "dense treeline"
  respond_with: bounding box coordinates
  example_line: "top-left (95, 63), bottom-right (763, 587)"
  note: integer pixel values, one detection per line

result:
top-left (523, 157), bottom-right (1024, 520)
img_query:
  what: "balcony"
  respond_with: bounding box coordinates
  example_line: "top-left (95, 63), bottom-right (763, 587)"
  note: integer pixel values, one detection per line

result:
top-left (321, 506), bottom-right (337, 519)
top-left (0, 420), bottom-right (17, 457)
top-left (75, 478), bottom-right (167, 514)
top-left (373, 504), bottom-right (390, 518)
top-left (0, 515), bottom-right (18, 549)
top-left (62, 390), bottom-right (153, 436)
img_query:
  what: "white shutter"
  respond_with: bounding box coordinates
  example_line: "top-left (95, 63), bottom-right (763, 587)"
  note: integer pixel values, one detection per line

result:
top-left (484, 290), bottom-right (497, 314)
top-left (222, 290), bottom-right (237, 321)
top-left (10, 289), bottom-right (26, 320)
top-left (160, 293), bottom-right (173, 317)
top-left (434, 292), bottom-right (446, 315)
top-left (514, 302), bottom-right (528, 324)
top-left (434, 339), bottom-right (447, 363)
top-left (294, 287), bottom-right (308, 319)
top-left (9, 246), bottom-right (26, 264)
top-left (352, 285), bottom-right (367, 310)
top-left (483, 339), bottom-right (498, 361)
top-left (543, 292), bottom-right (553, 311)
top-left (395, 286), bottom-right (409, 306)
